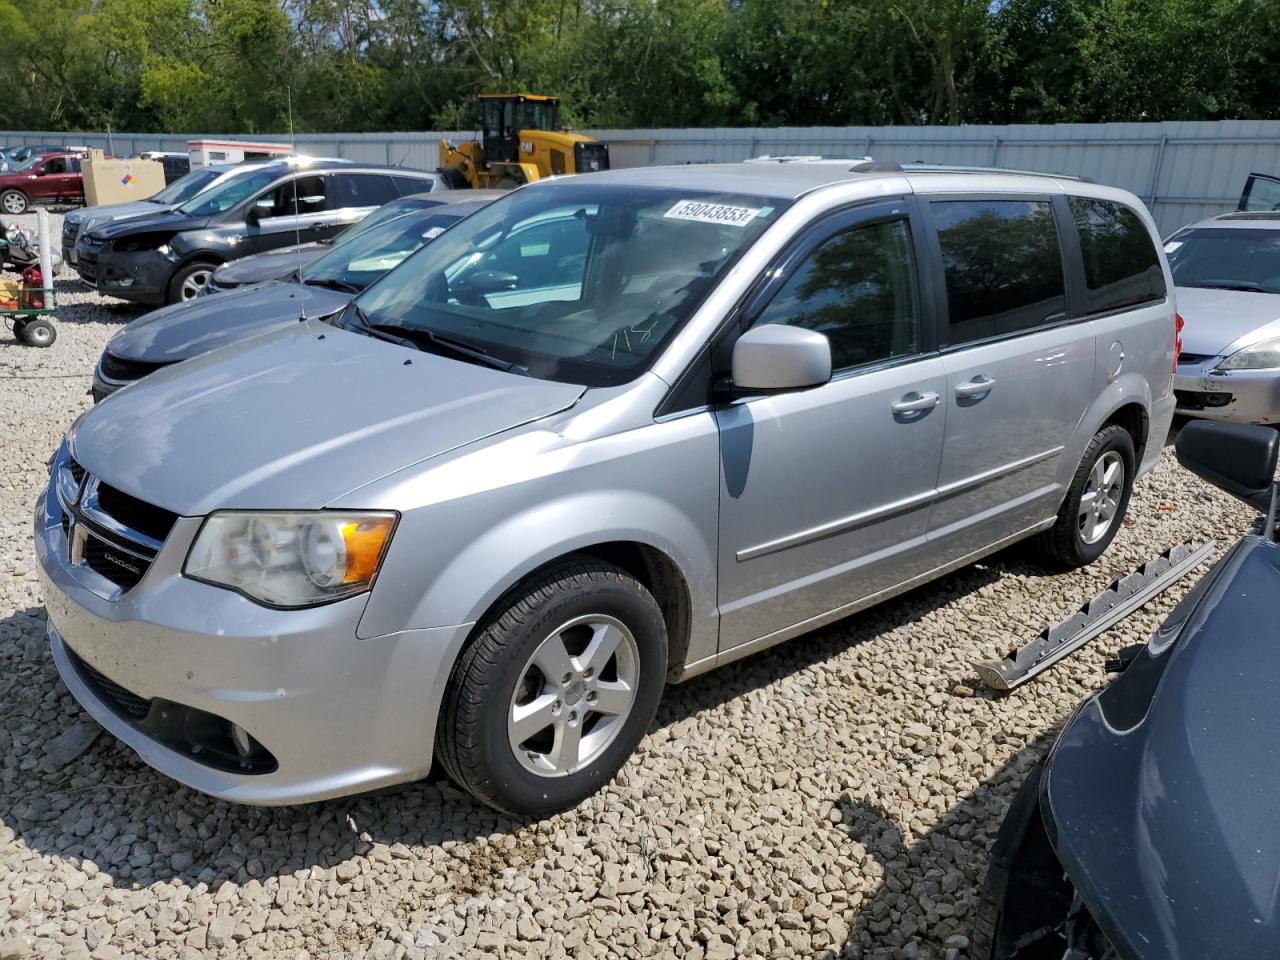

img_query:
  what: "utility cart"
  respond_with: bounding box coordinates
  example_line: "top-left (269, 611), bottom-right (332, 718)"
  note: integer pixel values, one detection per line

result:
top-left (2, 207), bottom-right (58, 347)
top-left (2, 286), bottom-right (57, 346)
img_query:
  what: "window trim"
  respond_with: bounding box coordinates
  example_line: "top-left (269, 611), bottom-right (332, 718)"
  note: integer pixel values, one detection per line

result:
top-left (655, 196), bottom-right (936, 419)
top-left (918, 192), bottom-right (1078, 354)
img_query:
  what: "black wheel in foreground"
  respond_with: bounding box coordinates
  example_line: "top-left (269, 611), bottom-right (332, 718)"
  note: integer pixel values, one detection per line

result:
top-left (437, 558), bottom-right (668, 817)
top-left (1038, 425), bottom-right (1136, 568)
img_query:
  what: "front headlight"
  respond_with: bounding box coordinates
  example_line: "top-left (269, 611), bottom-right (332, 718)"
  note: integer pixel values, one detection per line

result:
top-left (184, 511), bottom-right (397, 607)
top-left (1218, 336), bottom-right (1280, 370)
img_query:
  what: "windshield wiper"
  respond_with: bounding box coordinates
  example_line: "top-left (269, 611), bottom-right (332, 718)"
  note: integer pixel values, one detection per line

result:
top-left (345, 306), bottom-right (422, 350)
top-left (304, 277), bottom-right (363, 294)
top-left (1187, 281), bottom-right (1272, 293)
top-left (366, 319), bottom-right (518, 372)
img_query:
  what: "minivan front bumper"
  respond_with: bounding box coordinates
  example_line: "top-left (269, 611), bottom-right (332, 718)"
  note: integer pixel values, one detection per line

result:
top-left (35, 479), bottom-right (468, 804)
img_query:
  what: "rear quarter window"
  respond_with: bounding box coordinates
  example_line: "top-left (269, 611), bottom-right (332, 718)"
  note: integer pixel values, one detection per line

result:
top-left (1068, 197), bottom-right (1166, 313)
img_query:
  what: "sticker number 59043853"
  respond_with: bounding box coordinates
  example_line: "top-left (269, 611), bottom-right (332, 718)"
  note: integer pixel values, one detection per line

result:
top-left (664, 200), bottom-right (763, 227)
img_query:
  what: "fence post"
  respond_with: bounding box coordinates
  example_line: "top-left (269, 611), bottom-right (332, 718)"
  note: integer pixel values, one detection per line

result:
top-left (385, 140), bottom-right (393, 166)
top-left (989, 135), bottom-right (1001, 167)
top-left (648, 138), bottom-right (657, 165)
top-left (1147, 134), bottom-right (1169, 212)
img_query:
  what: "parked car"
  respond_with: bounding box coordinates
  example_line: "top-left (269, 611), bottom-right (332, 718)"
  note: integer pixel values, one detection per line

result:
top-left (75, 159), bottom-right (438, 305)
top-left (978, 418), bottom-right (1280, 960)
top-left (91, 195), bottom-right (495, 400)
top-left (0, 143), bottom-right (87, 172)
top-left (0, 151), bottom-right (88, 215)
top-left (1165, 210), bottom-right (1280, 423)
top-left (36, 163), bottom-right (1176, 815)
top-left (202, 190), bottom-right (503, 295)
top-left (131, 151), bottom-right (191, 184)
top-left (62, 162), bottom-right (268, 268)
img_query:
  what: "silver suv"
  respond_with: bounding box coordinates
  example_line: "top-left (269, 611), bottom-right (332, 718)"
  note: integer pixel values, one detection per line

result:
top-left (36, 163), bottom-right (1177, 815)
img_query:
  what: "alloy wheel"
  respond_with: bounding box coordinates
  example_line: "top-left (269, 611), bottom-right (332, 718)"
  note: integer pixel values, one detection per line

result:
top-left (507, 614), bottom-right (640, 777)
top-left (1078, 451), bottom-right (1125, 545)
top-left (180, 268), bottom-right (212, 300)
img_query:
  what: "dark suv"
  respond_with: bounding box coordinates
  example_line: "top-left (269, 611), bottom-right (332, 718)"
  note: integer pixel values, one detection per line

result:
top-left (75, 159), bottom-right (439, 304)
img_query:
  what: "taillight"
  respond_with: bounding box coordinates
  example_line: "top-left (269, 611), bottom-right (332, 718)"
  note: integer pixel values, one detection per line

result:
top-left (1173, 312), bottom-right (1184, 372)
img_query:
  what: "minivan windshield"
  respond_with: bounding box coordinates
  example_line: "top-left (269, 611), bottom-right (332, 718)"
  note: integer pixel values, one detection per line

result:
top-left (148, 167), bottom-right (223, 205)
top-left (178, 167), bottom-right (281, 217)
top-left (303, 209), bottom-right (465, 292)
top-left (1166, 228), bottom-right (1280, 294)
top-left (349, 182), bottom-right (785, 386)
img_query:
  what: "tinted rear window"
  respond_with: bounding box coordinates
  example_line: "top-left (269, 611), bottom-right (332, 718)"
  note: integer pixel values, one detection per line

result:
top-left (1068, 197), bottom-right (1165, 313)
top-left (332, 173), bottom-right (399, 208)
top-left (933, 199), bottom-right (1067, 346)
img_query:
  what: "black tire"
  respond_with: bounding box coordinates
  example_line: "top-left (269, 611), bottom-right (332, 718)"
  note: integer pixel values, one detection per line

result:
top-left (1038, 425), bottom-right (1135, 568)
top-left (19, 318), bottom-right (55, 347)
top-left (166, 260), bottom-right (217, 304)
top-left (435, 166), bottom-right (471, 190)
top-left (1, 189), bottom-right (28, 216)
top-left (437, 558), bottom-right (668, 817)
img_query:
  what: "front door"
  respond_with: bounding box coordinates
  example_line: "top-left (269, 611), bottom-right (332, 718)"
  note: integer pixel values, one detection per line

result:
top-left (716, 203), bottom-right (947, 651)
top-left (922, 197), bottom-right (1095, 558)
top-left (241, 174), bottom-right (331, 256)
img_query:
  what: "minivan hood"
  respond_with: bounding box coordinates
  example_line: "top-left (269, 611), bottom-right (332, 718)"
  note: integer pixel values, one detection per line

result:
top-left (1174, 286), bottom-right (1280, 356)
top-left (94, 209), bottom-right (209, 240)
top-left (1045, 537), bottom-right (1280, 960)
top-left (71, 325), bottom-right (585, 515)
top-left (215, 244), bottom-right (326, 286)
top-left (106, 282), bottom-right (352, 363)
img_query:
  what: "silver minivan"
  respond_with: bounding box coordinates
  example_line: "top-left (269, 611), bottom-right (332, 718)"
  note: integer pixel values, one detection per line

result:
top-left (36, 163), bottom-right (1177, 815)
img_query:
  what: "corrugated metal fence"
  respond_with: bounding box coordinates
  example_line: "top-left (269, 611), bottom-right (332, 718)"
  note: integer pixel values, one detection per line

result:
top-left (6, 119), bottom-right (1280, 233)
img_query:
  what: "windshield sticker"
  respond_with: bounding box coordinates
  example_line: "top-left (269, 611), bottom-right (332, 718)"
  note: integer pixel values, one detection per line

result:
top-left (1164, 240), bottom-right (1183, 253)
top-left (664, 200), bottom-right (763, 227)
top-left (422, 226), bottom-right (446, 241)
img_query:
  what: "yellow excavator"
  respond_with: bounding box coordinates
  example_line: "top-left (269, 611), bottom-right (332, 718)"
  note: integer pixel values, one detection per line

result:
top-left (438, 93), bottom-right (610, 190)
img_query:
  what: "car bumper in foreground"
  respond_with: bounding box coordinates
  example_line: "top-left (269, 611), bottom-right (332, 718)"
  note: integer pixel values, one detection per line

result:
top-left (34, 477), bottom-right (469, 804)
top-left (1174, 363), bottom-right (1280, 424)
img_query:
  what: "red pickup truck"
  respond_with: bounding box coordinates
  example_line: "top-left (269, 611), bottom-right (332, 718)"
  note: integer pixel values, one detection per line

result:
top-left (0, 152), bottom-right (88, 216)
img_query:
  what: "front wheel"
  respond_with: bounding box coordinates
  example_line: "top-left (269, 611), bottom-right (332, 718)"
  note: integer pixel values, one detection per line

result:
top-left (437, 558), bottom-right (668, 816)
top-left (19, 318), bottom-right (56, 347)
top-left (1038, 425), bottom-right (1135, 568)
top-left (167, 261), bottom-right (215, 303)
top-left (1, 190), bottom-right (29, 216)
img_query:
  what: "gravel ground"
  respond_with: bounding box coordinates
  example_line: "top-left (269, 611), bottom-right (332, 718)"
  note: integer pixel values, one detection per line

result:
top-left (0, 210), bottom-right (1257, 960)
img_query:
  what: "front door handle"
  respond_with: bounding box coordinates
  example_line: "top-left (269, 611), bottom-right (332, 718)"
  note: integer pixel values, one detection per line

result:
top-left (891, 391), bottom-right (940, 417)
top-left (955, 375), bottom-right (997, 401)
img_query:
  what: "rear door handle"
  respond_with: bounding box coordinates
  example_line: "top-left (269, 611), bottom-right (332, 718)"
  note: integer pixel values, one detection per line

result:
top-left (955, 375), bottom-right (997, 401)
top-left (891, 391), bottom-right (940, 416)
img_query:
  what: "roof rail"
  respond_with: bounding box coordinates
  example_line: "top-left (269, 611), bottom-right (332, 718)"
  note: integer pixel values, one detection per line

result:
top-left (849, 160), bottom-right (1092, 183)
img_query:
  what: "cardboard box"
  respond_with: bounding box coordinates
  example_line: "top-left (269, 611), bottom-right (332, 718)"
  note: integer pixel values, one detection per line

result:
top-left (83, 151), bottom-right (165, 207)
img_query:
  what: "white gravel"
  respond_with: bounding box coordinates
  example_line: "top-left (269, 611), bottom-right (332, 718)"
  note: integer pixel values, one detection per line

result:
top-left (0, 210), bottom-right (1256, 959)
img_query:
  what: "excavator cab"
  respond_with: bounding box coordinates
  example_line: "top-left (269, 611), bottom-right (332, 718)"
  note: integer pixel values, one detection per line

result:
top-left (481, 94), bottom-right (561, 165)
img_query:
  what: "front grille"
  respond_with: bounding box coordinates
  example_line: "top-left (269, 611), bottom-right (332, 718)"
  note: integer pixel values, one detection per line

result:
top-left (98, 351), bottom-right (171, 384)
top-left (95, 481), bottom-right (178, 542)
top-left (81, 534), bottom-right (148, 590)
top-left (77, 255), bottom-right (97, 284)
top-left (66, 645), bottom-right (154, 722)
top-left (1177, 352), bottom-right (1214, 366)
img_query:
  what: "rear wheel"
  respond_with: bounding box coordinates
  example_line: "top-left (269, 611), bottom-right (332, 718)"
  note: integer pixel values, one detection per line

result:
top-left (167, 261), bottom-right (216, 303)
top-left (437, 558), bottom-right (668, 816)
top-left (1038, 425), bottom-right (1135, 568)
top-left (1, 190), bottom-right (28, 216)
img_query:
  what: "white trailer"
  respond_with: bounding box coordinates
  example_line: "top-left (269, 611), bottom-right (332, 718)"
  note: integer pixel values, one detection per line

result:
top-left (187, 139), bottom-right (294, 169)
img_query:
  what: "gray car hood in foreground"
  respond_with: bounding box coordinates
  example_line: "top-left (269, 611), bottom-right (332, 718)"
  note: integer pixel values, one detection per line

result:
top-left (71, 325), bottom-right (585, 515)
top-left (107, 282), bottom-right (353, 363)
top-left (1175, 286), bottom-right (1280, 356)
top-left (1044, 536), bottom-right (1280, 960)
top-left (212, 243), bottom-right (326, 286)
